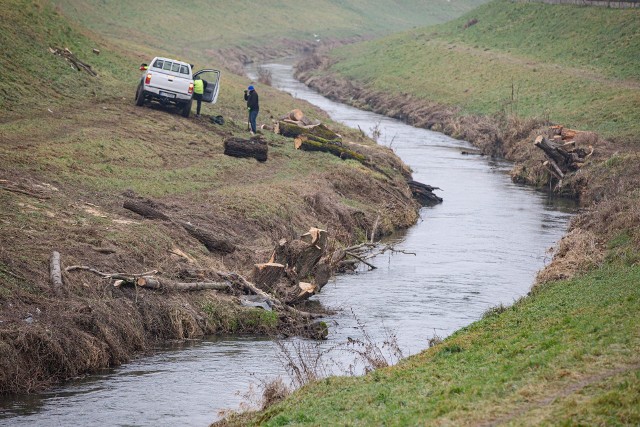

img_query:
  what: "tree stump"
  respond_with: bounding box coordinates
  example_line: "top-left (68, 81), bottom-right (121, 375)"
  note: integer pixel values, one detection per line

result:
top-left (252, 262), bottom-right (285, 292)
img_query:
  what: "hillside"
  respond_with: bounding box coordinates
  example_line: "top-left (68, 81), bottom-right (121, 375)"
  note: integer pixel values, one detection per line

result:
top-left (0, 0), bottom-right (445, 393)
top-left (52, 0), bottom-right (488, 72)
top-left (296, 0), bottom-right (640, 143)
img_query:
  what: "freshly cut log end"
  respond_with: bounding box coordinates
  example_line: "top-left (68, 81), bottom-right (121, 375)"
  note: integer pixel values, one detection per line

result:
top-left (223, 137), bottom-right (268, 162)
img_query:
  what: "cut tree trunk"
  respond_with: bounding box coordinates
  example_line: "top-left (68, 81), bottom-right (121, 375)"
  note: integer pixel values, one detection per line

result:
top-left (408, 180), bottom-right (443, 206)
top-left (294, 135), bottom-right (366, 162)
top-left (135, 276), bottom-right (230, 291)
top-left (50, 251), bottom-right (63, 294)
top-left (223, 137), bottom-right (268, 162)
top-left (534, 135), bottom-right (590, 174)
top-left (278, 121), bottom-right (340, 141)
top-left (313, 263), bottom-right (331, 290)
top-left (252, 262), bottom-right (285, 292)
top-left (123, 199), bottom-right (170, 221)
top-left (178, 221), bottom-right (236, 254)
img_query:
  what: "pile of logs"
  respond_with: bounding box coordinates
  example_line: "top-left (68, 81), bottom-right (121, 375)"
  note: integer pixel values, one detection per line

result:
top-left (534, 129), bottom-right (594, 180)
top-left (223, 136), bottom-right (268, 162)
top-left (252, 227), bottom-right (332, 304)
top-left (49, 47), bottom-right (97, 76)
top-left (275, 110), bottom-right (367, 163)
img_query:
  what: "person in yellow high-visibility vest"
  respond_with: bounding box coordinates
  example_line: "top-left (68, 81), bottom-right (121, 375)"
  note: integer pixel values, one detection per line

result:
top-left (193, 76), bottom-right (207, 117)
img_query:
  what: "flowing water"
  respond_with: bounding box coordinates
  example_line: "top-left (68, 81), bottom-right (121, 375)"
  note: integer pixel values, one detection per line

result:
top-left (0, 60), bottom-right (576, 426)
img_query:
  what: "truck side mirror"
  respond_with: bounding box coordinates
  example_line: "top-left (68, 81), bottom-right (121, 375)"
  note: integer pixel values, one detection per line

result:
top-left (139, 63), bottom-right (148, 71)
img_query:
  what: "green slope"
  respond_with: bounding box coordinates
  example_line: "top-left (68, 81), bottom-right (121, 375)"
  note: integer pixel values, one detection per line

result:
top-left (233, 263), bottom-right (640, 426)
top-left (316, 0), bottom-right (640, 142)
top-left (52, 0), bottom-right (488, 54)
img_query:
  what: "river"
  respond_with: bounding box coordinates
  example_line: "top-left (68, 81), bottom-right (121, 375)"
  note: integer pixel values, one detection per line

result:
top-left (0, 59), bottom-right (575, 426)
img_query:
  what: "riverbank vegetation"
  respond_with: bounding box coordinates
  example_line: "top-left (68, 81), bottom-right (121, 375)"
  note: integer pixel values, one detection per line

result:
top-left (1, 0), bottom-right (485, 393)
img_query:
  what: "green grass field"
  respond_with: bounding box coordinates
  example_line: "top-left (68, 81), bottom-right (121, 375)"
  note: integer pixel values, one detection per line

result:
top-left (234, 262), bottom-right (640, 426)
top-left (318, 0), bottom-right (640, 142)
top-left (51, 0), bottom-right (488, 60)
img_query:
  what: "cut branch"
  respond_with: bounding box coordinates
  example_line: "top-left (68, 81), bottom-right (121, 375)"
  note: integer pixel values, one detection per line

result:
top-left (50, 251), bottom-right (63, 294)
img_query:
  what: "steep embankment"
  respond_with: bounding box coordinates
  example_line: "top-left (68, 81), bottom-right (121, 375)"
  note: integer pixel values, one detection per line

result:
top-left (0, 0), bottom-right (461, 393)
top-left (221, 2), bottom-right (640, 425)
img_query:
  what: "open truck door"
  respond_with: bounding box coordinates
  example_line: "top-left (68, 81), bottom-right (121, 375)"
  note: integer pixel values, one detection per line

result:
top-left (193, 69), bottom-right (221, 104)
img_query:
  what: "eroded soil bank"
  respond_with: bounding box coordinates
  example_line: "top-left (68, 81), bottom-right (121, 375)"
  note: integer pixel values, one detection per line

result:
top-left (293, 52), bottom-right (640, 283)
top-left (0, 94), bottom-right (420, 394)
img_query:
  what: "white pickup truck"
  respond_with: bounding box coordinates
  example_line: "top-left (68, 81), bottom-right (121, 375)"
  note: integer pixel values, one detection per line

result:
top-left (134, 57), bottom-right (221, 117)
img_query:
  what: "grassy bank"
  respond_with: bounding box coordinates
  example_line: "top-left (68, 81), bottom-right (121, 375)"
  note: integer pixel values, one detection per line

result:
top-left (301, 0), bottom-right (640, 143)
top-left (0, 0), bottom-right (435, 393)
top-left (229, 262), bottom-right (640, 426)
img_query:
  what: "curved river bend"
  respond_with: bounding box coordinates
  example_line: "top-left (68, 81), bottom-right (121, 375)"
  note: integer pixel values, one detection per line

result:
top-left (0, 60), bottom-right (575, 426)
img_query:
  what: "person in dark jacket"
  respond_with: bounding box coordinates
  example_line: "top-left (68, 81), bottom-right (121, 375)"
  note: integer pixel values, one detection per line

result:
top-left (244, 85), bottom-right (259, 134)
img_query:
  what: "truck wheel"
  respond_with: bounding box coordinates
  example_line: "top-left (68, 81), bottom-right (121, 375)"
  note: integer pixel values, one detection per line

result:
top-left (181, 100), bottom-right (192, 118)
top-left (135, 84), bottom-right (145, 106)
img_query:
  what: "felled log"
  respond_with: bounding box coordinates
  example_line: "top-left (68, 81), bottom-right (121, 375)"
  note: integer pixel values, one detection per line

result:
top-left (223, 137), bottom-right (267, 162)
top-left (408, 180), bottom-right (443, 206)
top-left (218, 272), bottom-right (322, 319)
top-left (252, 262), bottom-right (285, 292)
top-left (278, 121), bottom-right (340, 141)
top-left (123, 199), bottom-right (170, 221)
top-left (135, 276), bottom-right (230, 291)
top-left (294, 135), bottom-right (366, 162)
top-left (178, 221), bottom-right (236, 254)
top-left (50, 251), bottom-right (63, 294)
top-left (49, 47), bottom-right (97, 76)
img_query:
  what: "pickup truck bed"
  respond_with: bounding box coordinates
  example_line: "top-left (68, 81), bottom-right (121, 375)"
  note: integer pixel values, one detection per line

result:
top-left (135, 56), bottom-right (221, 118)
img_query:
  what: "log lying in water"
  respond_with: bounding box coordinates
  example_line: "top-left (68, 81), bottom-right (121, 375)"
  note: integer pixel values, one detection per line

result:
top-left (223, 137), bottom-right (268, 162)
top-left (408, 180), bottom-right (443, 206)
